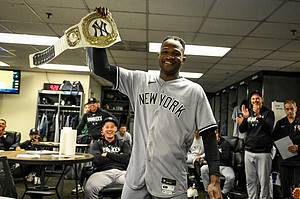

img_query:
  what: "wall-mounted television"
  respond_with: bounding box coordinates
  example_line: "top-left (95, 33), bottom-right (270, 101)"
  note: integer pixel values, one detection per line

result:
top-left (0, 69), bottom-right (21, 94)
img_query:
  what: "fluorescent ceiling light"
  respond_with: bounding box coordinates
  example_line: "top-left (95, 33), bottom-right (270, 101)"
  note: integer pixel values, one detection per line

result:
top-left (149, 42), bottom-right (231, 57)
top-left (0, 61), bottom-right (10, 67)
top-left (0, 33), bottom-right (58, 46)
top-left (38, 64), bottom-right (90, 72)
top-left (148, 70), bottom-right (203, 79)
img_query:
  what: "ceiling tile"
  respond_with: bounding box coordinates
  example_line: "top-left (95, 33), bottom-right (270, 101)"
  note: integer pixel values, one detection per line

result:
top-left (26, 0), bottom-right (85, 9)
top-left (266, 51), bottom-right (300, 61)
top-left (188, 55), bottom-right (221, 64)
top-left (182, 62), bottom-right (214, 72)
top-left (288, 62), bottom-right (300, 68)
top-left (237, 37), bottom-right (289, 50)
top-left (30, 6), bottom-right (88, 25)
top-left (251, 22), bottom-right (298, 39)
top-left (280, 66), bottom-right (300, 72)
top-left (227, 48), bottom-right (272, 58)
top-left (49, 23), bottom-right (70, 36)
top-left (252, 59), bottom-right (294, 67)
top-left (119, 29), bottom-right (146, 42)
top-left (193, 33), bottom-right (242, 47)
top-left (86, 0), bottom-right (146, 13)
top-left (200, 19), bottom-right (259, 36)
top-left (213, 64), bottom-right (246, 71)
top-left (280, 40), bottom-right (300, 52)
top-left (219, 57), bottom-right (256, 65)
top-left (0, 2), bottom-right (40, 23)
top-left (115, 57), bottom-right (147, 66)
top-left (1, 21), bottom-right (55, 36)
top-left (113, 12), bottom-right (146, 29)
top-left (267, 1), bottom-right (300, 23)
top-left (0, 24), bottom-right (12, 33)
top-left (149, 15), bottom-right (202, 32)
top-left (110, 50), bottom-right (147, 59)
top-left (149, 0), bottom-right (213, 16)
top-left (209, 0), bottom-right (281, 20)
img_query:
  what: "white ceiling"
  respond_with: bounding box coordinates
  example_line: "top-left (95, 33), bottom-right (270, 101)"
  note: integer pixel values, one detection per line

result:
top-left (1, 0), bottom-right (300, 92)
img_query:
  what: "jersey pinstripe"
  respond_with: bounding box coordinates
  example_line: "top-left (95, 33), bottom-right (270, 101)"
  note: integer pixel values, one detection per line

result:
top-left (115, 67), bottom-right (217, 197)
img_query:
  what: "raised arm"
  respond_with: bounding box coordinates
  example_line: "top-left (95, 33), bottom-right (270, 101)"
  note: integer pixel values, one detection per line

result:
top-left (89, 47), bottom-right (117, 84)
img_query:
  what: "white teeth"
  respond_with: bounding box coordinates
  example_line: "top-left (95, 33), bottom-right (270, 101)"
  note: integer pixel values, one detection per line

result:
top-left (164, 61), bottom-right (171, 64)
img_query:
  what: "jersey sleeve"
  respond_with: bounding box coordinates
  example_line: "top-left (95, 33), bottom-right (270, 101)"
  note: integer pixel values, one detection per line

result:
top-left (114, 67), bottom-right (147, 111)
top-left (196, 88), bottom-right (218, 133)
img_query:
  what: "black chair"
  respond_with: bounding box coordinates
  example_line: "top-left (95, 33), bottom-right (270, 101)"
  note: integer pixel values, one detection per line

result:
top-left (224, 137), bottom-right (247, 198)
top-left (83, 166), bottom-right (123, 199)
top-left (0, 156), bottom-right (18, 198)
top-left (98, 183), bottom-right (123, 199)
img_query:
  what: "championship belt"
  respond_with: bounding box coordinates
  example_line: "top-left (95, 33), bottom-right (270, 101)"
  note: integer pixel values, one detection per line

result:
top-left (29, 11), bottom-right (121, 68)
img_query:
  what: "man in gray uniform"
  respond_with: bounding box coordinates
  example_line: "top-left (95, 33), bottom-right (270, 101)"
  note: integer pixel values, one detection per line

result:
top-left (89, 7), bottom-right (222, 199)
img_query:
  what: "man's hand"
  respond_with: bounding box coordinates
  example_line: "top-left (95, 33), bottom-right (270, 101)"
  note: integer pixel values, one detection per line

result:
top-left (207, 175), bottom-right (223, 199)
top-left (101, 152), bottom-right (107, 157)
top-left (96, 6), bottom-right (110, 17)
top-left (236, 116), bottom-right (244, 125)
top-left (241, 105), bottom-right (249, 118)
top-left (288, 145), bottom-right (298, 153)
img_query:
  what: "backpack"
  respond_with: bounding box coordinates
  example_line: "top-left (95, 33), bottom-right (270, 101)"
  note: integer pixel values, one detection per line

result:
top-left (59, 80), bottom-right (73, 91)
top-left (72, 81), bottom-right (84, 92)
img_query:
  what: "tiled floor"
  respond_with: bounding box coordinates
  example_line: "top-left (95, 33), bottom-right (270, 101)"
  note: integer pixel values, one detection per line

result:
top-left (15, 178), bottom-right (208, 199)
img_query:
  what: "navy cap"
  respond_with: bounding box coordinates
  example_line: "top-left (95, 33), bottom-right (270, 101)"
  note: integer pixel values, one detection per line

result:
top-left (102, 117), bottom-right (118, 127)
top-left (29, 128), bottom-right (39, 135)
top-left (87, 97), bottom-right (98, 104)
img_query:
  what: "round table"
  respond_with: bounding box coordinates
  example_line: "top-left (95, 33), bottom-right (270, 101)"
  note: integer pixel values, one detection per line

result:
top-left (0, 150), bottom-right (93, 199)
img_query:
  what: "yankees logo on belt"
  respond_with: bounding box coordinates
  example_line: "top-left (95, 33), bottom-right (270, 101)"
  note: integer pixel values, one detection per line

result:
top-left (29, 11), bottom-right (121, 68)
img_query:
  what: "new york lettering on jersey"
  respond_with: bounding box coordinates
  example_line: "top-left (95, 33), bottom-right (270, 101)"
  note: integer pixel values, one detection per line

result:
top-left (138, 92), bottom-right (186, 118)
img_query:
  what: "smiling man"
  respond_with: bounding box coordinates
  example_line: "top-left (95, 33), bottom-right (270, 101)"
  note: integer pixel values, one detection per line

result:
top-left (87, 7), bottom-right (221, 199)
top-left (237, 90), bottom-right (275, 199)
top-left (85, 117), bottom-right (131, 199)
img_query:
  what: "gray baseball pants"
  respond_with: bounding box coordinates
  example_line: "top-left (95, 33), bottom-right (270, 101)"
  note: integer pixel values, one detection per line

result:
top-left (244, 151), bottom-right (272, 199)
top-left (84, 169), bottom-right (126, 199)
top-left (201, 164), bottom-right (235, 194)
top-left (121, 181), bottom-right (188, 199)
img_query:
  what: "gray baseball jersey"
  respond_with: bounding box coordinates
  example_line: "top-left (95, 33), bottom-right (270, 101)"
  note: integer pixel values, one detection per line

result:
top-left (115, 67), bottom-right (217, 197)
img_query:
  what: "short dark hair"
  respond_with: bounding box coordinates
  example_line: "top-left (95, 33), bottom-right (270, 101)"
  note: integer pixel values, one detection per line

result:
top-left (162, 36), bottom-right (186, 51)
top-left (0, 119), bottom-right (6, 124)
top-left (249, 90), bottom-right (262, 98)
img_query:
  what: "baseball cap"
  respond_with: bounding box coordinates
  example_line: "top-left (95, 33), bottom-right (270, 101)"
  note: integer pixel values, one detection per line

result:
top-left (29, 128), bottom-right (39, 135)
top-left (249, 90), bottom-right (262, 98)
top-left (102, 117), bottom-right (118, 127)
top-left (87, 97), bottom-right (98, 104)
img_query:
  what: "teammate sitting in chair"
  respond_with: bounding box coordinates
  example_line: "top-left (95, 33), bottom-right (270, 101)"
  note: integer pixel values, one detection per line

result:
top-left (201, 129), bottom-right (235, 198)
top-left (85, 117), bottom-right (131, 199)
top-left (187, 130), bottom-right (205, 189)
top-left (0, 118), bottom-right (21, 150)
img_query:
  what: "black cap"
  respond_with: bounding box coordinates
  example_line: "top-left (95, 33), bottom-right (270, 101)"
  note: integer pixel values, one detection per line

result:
top-left (102, 117), bottom-right (118, 127)
top-left (249, 90), bottom-right (262, 98)
top-left (87, 97), bottom-right (98, 104)
top-left (29, 128), bottom-right (39, 135)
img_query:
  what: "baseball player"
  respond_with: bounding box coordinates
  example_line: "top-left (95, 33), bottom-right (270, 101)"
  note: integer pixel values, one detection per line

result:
top-left (88, 7), bottom-right (222, 199)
